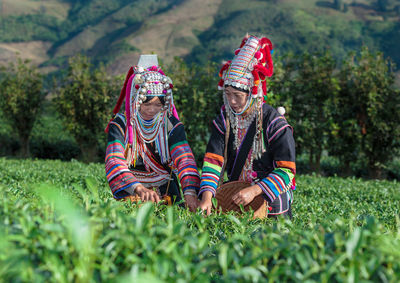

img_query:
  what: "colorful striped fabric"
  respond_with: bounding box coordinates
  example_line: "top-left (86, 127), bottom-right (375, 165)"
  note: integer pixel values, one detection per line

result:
top-left (224, 36), bottom-right (259, 88)
top-left (105, 113), bottom-right (200, 199)
top-left (199, 104), bottom-right (296, 209)
top-left (105, 116), bottom-right (140, 199)
top-left (199, 152), bottom-right (224, 196)
top-left (256, 167), bottom-right (295, 202)
top-left (170, 140), bottom-right (200, 193)
top-left (257, 116), bottom-right (296, 202)
top-left (266, 116), bottom-right (291, 144)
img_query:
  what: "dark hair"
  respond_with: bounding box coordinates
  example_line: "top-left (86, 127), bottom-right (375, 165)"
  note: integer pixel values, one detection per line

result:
top-left (143, 96), bottom-right (166, 105)
top-left (224, 84), bottom-right (250, 94)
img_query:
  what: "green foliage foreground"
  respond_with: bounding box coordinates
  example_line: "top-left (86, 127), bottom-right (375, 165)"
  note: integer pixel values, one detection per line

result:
top-left (0, 158), bottom-right (399, 282)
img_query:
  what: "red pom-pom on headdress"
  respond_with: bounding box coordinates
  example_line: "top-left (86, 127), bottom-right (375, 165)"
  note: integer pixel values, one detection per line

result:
top-left (260, 37), bottom-right (273, 72)
top-left (239, 34), bottom-right (250, 48)
top-left (254, 64), bottom-right (273, 78)
top-left (219, 61), bottom-right (231, 77)
top-left (260, 37), bottom-right (273, 50)
top-left (218, 79), bottom-right (224, 90)
top-left (217, 35), bottom-right (274, 97)
top-left (249, 37), bottom-right (274, 99)
top-left (218, 61), bottom-right (231, 89)
top-left (251, 69), bottom-right (260, 95)
top-left (254, 51), bottom-right (263, 60)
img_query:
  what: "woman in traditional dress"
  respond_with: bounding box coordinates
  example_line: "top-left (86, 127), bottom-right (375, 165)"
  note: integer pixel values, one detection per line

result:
top-left (198, 35), bottom-right (296, 218)
top-left (105, 57), bottom-right (200, 211)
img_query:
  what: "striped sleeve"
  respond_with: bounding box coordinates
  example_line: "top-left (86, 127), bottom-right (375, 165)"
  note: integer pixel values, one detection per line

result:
top-left (199, 152), bottom-right (224, 196)
top-left (169, 122), bottom-right (200, 193)
top-left (199, 112), bottom-right (226, 197)
top-left (256, 166), bottom-right (295, 202)
top-left (105, 114), bottom-right (139, 199)
top-left (257, 113), bottom-right (296, 202)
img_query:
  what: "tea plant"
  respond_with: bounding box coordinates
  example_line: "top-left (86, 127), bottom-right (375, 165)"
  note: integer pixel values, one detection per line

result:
top-left (0, 158), bottom-right (399, 282)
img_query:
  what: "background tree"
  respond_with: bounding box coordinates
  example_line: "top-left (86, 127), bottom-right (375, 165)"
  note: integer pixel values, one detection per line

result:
top-left (0, 58), bottom-right (44, 157)
top-left (334, 0), bottom-right (344, 11)
top-left (281, 52), bottom-right (339, 173)
top-left (336, 47), bottom-right (400, 178)
top-left (54, 55), bottom-right (121, 162)
top-left (167, 58), bottom-right (221, 165)
top-left (328, 81), bottom-right (363, 176)
top-left (265, 55), bottom-right (287, 107)
top-left (376, 0), bottom-right (389, 12)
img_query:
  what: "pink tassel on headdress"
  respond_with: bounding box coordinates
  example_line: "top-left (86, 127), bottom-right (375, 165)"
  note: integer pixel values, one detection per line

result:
top-left (148, 65), bottom-right (158, 72)
top-left (125, 75), bottom-right (135, 145)
top-left (172, 104), bottom-right (180, 120)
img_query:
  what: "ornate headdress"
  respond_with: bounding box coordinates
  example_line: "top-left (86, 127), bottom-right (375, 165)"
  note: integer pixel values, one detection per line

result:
top-left (106, 55), bottom-right (178, 169)
top-left (218, 35), bottom-right (274, 179)
top-left (218, 34), bottom-right (274, 98)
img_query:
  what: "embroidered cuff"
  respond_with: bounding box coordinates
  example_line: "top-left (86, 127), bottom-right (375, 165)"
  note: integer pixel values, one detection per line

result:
top-left (198, 187), bottom-right (216, 198)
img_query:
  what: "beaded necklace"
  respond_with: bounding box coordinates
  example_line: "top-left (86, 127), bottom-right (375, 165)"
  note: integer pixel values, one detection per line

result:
top-left (224, 90), bottom-right (265, 183)
top-left (107, 64), bottom-right (178, 188)
top-left (224, 93), bottom-right (257, 149)
top-left (136, 111), bottom-right (164, 143)
top-left (126, 69), bottom-right (172, 168)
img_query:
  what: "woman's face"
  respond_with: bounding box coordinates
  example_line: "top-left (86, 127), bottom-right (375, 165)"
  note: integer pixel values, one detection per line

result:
top-left (225, 86), bottom-right (249, 113)
top-left (139, 96), bottom-right (163, 120)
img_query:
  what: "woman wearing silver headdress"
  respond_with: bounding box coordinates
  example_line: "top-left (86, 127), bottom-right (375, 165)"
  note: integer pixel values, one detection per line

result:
top-left (105, 58), bottom-right (200, 211)
top-left (198, 35), bottom-right (296, 217)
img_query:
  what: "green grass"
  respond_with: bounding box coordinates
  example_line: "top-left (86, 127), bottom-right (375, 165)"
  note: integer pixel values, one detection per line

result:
top-left (0, 158), bottom-right (399, 282)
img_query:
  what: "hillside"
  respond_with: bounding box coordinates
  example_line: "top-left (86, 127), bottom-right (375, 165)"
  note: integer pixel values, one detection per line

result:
top-left (189, 0), bottom-right (400, 64)
top-left (0, 0), bottom-right (399, 77)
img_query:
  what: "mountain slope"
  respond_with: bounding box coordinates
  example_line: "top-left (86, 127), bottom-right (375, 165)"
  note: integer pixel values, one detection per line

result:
top-left (189, 0), bottom-right (400, 65)
top-left (0, 0), bottom-right (399, 77)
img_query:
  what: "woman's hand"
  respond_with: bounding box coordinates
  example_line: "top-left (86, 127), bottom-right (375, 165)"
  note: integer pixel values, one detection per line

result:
top-left (232, 185), bottom-right (262, 207)
top-left (135, 185), bottom-right (160, 203)
top-left (198, 191), bottom-right (213, 216)
top-left (184, 194), bottom-right (199, 212)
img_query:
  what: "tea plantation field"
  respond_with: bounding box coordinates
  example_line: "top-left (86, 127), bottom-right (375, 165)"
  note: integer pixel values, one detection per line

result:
top-left (1, 158), bottom-right (399, 282)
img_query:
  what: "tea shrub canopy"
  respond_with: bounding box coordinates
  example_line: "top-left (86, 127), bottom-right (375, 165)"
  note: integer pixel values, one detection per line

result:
top-left (0, 158), bottom-right (399, 282)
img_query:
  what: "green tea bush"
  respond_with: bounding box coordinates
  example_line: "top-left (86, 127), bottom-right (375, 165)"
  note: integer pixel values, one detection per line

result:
top-left (0, 159), bottom-right (399, 282)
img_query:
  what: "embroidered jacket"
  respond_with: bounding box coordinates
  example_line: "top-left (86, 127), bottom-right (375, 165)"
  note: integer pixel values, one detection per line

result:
top-left (105, 113), bottom-right (200, 199)
top-left (200, 104), bottom-right (296, 210)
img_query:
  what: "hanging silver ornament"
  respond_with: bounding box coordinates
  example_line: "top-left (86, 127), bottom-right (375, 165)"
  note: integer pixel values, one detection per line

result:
top-left (134, 74), bottom-right (143, 84)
